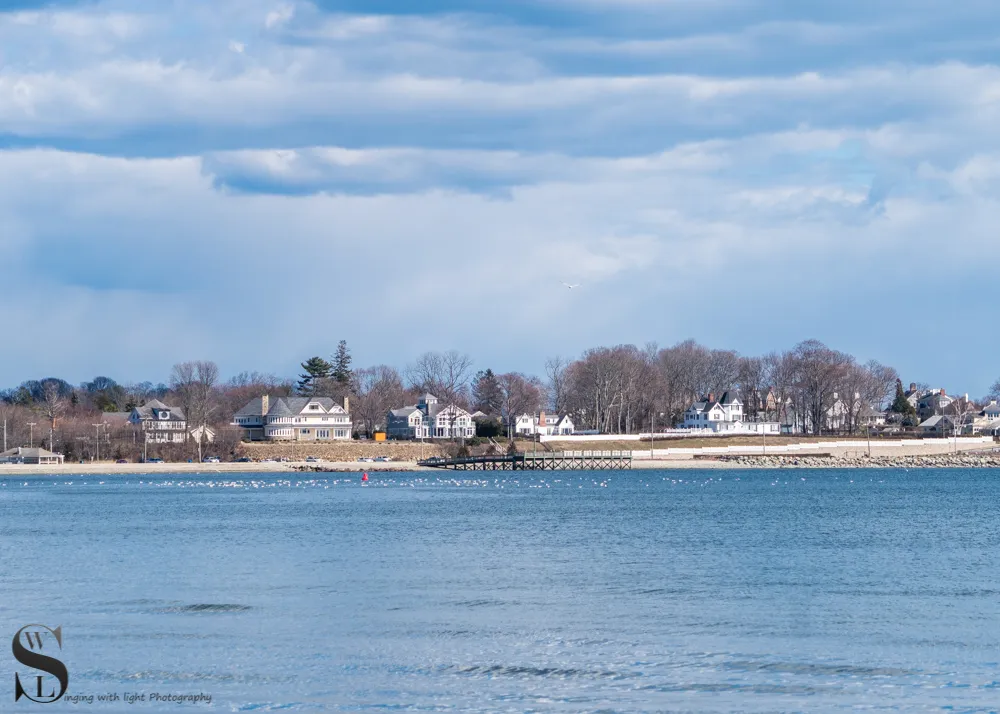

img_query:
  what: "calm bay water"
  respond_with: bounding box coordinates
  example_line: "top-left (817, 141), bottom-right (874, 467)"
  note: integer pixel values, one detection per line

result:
top-left (3, 468), bottom-right (1000, 713)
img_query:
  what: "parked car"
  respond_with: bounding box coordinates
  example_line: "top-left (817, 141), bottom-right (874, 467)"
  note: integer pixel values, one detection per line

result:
top-left (278, 457), bottom-right (292, 463)
top-left (235, 457), bottom-right (253, 463)
top-left (146, 458), bottom-right (164, 464)
top-left (305, 456), bottom-right (322, 463)
top-left (116, 459), bottom-right (128, 464)
top-left (357, 457), bottom-right (375, 463)
top-left (374, 456), bottom-right (392, 462)
top-left (203, 456), bottom-right (221, 463)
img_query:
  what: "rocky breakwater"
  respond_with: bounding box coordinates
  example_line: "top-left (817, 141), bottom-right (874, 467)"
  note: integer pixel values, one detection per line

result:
top-left (717, 453), bottom-right (1000, 469)
top-left (291, 461), bottom-right (421, 473)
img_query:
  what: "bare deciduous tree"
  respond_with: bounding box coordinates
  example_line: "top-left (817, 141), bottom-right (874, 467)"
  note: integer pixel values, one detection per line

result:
top-left (736, 356), bottom-right (767, 421)
top-left (354, 365), bottom-right (405, 437)
top-left (170, 361), bottom-right (219, 462)
top-left (564, 345), bottom-right (656, 434)
top-left (406, 350), bottom-right (473, 405)
top-left (544, 356), bottom-right (569, 413)
top-left (497, 372), bottom-right (545, 438)
top-left (38, 382), bottom-right (67, 452)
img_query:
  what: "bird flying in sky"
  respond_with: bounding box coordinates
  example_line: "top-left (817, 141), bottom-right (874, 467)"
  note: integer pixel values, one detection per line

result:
top-left (561, 282), bottom-right (581, 289)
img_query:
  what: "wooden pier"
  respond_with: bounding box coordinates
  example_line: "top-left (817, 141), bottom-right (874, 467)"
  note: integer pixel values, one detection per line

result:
top-left (418, 450), bottom-right (632, 471)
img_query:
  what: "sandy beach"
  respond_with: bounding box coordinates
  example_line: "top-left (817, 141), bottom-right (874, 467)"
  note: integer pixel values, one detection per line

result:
top-left (0, 459), bottom-right (738, 476)
top-left (0, 460), bottom-right (429, 476)
top-left (4, 452), bottom-right (999, 476)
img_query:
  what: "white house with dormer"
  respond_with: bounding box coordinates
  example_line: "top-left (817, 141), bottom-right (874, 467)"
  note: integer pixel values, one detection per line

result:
top-left (386, 393), bottom-right (475, 439)
top-left (129, 399), bottom-right (188, 444)
top-left (233, 395), bottom-right (353, 441)
top-left (514, 412), bottom-right (575, 436)
top-left (682, 391), bottom-right (780, 434)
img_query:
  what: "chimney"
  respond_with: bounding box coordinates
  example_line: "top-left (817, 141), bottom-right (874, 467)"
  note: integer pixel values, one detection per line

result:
top-left (539, 410), bottom-right (546, 427)
top-left (708, 393), bottom-right (715, 403)
top-left (343, 396), bottom-right (350, 414)
top-left (261, 395), bottom-right (269, 417)
top-left (909, 383), bottom-right (916, 393)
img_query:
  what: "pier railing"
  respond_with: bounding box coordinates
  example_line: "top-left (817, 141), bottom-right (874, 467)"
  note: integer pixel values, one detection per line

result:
top-left (419, 451), bottom-right (632, 471)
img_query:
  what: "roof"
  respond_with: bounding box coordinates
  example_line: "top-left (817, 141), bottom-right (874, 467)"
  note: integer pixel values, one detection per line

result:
top-left (133, 401), bottom-right (185, 421)
top-left (719, 391), bottom-right (741, 406)
top-left (235, 396), bottom-right (350, 418)
top-left (919, 415), bottom-right (953, 428)
top-left (857, 404), bottom-right (885, 418)
top-left (0, 447), bottom-right (62, 459)
top-left (419, 393), bottom-right (439, 402)
top-left (234, 397), bottom-right (265, 418)
top-left (919, 392), bottom-right (952, 405)
top-left (390, 407), bottom-right (419, 418)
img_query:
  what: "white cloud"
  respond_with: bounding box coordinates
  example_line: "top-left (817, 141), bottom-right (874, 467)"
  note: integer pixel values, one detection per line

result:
top-left (264, 4), bottom-right (295, 29)
top-left (1, 0), bottom-right (1000, 392)
top-left (2, 128), bottom-right (999, 389)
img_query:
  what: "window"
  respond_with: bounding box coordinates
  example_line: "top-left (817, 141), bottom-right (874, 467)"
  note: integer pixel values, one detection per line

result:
top-left (301, 429), bottom-right (311, 435)
top-left (318, 430), bottom-right (330, 439)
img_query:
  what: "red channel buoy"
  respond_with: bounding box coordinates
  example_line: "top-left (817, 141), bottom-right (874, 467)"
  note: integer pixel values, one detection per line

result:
top-left (362, 473), bottom-right (369, 482)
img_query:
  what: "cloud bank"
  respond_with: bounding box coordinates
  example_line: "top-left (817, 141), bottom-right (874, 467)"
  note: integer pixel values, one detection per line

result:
top-left (1, 0), bottom-right (998, 392)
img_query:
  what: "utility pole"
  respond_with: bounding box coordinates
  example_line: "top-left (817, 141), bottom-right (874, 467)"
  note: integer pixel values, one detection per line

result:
top-left (650, 411), bottom-right (655, 460)
top-left (92, 423), bottom-right (103, 462)
top-left (3, 418), bottom-right (6, 452)
top-left (27, 422), bottom-right (36, 449)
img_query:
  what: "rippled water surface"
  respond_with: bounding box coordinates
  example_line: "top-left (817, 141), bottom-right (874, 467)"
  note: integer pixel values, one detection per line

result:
top-left (3, 469), bottom-right (1000, 712)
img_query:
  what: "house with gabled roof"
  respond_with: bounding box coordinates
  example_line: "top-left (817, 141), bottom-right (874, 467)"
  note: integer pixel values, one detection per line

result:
top-left (233, 395), bottom-right (352, 441)
top-left (682, 391), bottom-right (743, 429)
top-left (386, 393), bottom-right (474, 439)
top-left (514, 412), bottom-right (575, 436)
top-left (918, 414), bottom-right (959, 435)
top-left (0, 447), bottom-right (65, 465)
top-left (683, 391), bottom-right (780, 434)
top-left (129, 399), bottom-right (187, 444)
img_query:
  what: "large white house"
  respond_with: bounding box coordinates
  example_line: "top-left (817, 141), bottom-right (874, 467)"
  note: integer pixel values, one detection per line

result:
top-left (386, 393), bottom-right (475, 439)
top-left (683, 391), bottom-right (780, 434)
top-left (514, 412), bottom-right (575, 436)
top-left (683, 392), bottom-right (742, 429)
top-left (129, 400), bottom-right (188, 444)
top-left (233, 396), bottom-right (353, 441)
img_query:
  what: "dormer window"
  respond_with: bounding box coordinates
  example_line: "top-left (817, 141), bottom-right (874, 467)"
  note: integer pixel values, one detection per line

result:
top-left (159, 411), bottom-right (169, 420)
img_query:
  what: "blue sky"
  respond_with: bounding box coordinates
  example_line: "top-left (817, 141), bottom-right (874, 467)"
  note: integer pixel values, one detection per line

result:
top-left (1, 0), bottom-right (999, 393)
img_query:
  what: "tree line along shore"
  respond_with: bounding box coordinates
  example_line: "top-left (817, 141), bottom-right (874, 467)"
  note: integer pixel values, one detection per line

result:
top-left (2, 338), bottom-right (999, 464)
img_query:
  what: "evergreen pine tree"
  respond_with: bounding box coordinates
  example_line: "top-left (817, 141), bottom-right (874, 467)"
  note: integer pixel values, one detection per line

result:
top-left (472, 369), bottom-right (503, 415)
top-left (889, 379), bottom-right (918, 425)
top-left (298, 356), bottom-right (332, 395)
top-left (332, 340), bottom-right (353, 386)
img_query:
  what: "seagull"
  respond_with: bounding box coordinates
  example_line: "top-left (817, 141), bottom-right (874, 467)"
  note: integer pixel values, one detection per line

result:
top-left (561, 282), bottom-right (581, 289)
